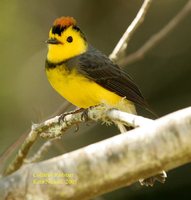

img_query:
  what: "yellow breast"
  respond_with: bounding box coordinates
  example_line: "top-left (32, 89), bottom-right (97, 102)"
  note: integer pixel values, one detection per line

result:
top-left (46, 65), bottom-right (136, 113)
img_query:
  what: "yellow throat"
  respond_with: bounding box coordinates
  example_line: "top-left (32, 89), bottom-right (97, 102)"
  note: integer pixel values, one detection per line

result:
top-left (47, 26), bottom-right (88, 63)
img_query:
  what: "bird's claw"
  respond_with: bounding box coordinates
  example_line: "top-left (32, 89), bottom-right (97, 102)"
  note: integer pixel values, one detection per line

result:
top-left (81, 108), bottom-right (89, 121)
top-left (58, 108), bottom-right (84, 124)
top-left (58, 113), bottom-right (68, 124)
top-left (139, 171), bottom-right (167, 187)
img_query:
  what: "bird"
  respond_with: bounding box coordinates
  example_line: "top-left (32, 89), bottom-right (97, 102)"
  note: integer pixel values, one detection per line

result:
top-left (45, 16), bottom-right (166, 186)
top-left (45, 16), bottom-right (149, 115)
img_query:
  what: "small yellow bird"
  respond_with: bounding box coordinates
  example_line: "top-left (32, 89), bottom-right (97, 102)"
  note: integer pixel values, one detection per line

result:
top-left (45, 16), bottom-right (149, 115)
top-left (45, 16), bottom-right (166, 186)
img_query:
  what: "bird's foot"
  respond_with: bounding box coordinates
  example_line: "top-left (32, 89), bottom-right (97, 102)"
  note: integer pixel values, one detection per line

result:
top-left (58, 108), bottom-right (85, 124)
top-left (80, 105), bottom-right (101, 121)
top-left (139, 171), bottom-right (167, 187)
top-left (80, 108), bottom-right (89, 121)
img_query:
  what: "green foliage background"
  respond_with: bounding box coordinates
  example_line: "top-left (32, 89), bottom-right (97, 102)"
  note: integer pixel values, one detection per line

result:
top-left (0, 0), bottom-right (191, 199)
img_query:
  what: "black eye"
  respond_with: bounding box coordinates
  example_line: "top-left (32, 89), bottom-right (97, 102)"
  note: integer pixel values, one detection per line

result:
top-left (67, 36), bottom-right (73, 43)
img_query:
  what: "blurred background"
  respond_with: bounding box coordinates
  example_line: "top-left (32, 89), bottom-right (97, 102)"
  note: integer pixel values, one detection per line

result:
top-left (0, 0), bottom-right (191, 199)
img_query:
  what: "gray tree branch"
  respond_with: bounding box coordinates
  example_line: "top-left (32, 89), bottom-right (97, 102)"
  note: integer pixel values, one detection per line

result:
top-left (0, 107), bottom-right (191, 200)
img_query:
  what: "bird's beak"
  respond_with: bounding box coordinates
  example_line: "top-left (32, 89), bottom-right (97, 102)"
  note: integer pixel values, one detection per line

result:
top-left (45, 38), bottom-right (62, 44)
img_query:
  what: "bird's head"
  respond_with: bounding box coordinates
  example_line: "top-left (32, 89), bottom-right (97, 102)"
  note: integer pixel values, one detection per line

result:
top-left (46, 16), bottom-right (88, 63)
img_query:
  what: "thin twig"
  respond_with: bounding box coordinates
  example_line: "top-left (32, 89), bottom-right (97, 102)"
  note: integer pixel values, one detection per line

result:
top-left (109, 0), bottom-right (153, 61)
top-left (0, 132), bottom-right (28, 173)
top-left (119, 0), bottom-right (191, 66)
top-left (4, 128), bottom-right (39, 175)
top-left (24, 140), bottom-right (55, 164)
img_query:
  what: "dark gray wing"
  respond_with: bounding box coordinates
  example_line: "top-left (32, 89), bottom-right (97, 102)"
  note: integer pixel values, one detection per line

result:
top-left (68, 46), bottom-right (148, 108)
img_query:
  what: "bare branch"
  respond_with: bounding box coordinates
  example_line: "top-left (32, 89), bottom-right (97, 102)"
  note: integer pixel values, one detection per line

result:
top-left (106, 109), bottom-right (153, 127)
top-left (0, 132), bottom-right (27, 173)
top-left (110, 0), bottom-right (153, 61)
top-left (24, 140), bottom-right (55, 164)
top-left (3, 128), bottom-right (39, 176)
top-left (1, 107), bottom-right (191, 200)
top-left (119, 0), bottom-right (191, 66)
top-left (4, 105), bottom-right (152, 175)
